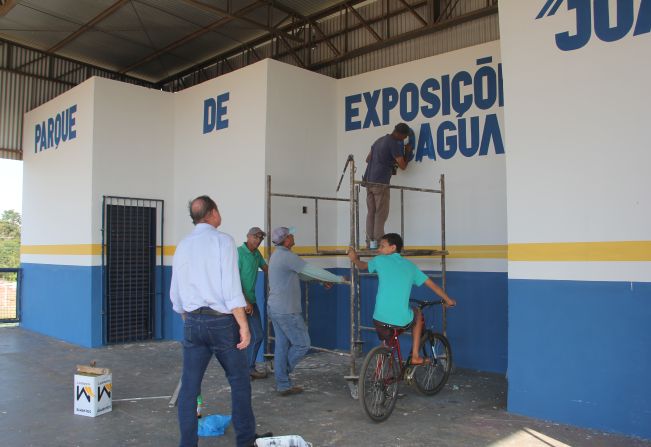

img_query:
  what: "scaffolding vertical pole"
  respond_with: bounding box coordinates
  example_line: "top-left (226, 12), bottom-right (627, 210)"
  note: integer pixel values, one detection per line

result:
top-left (349, 156), bottom-right (357, 375)
top-left (400, 188), bottom-right (405, 241)
top-left (440, 173), bottom-right (447, 335)
top-left (354, 184), bottom-right (362, 345)
top-left (314, 198), bottom-right (319, 253)
top-left (355, 185), bottom-right (360, 250)
top-left (265, 175), bottom-right (272, 356)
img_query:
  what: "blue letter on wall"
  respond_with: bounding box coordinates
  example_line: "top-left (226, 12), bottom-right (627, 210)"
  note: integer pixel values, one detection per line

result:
top-left (203, 98), bottom-right (216, 134)
top-left (216, 92), bottom-right (229, 130)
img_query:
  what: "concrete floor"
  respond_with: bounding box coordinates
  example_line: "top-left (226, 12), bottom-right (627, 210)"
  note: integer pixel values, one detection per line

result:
top-left (0, 327), bottom-right (648, 447)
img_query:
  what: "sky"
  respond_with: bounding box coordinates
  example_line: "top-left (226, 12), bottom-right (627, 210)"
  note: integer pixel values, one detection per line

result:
top-left (0, 159), bottom-right (23, 214)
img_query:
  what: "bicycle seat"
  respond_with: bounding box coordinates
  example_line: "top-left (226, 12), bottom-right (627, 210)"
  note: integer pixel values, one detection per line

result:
top-left (374, 320), bottom-right (411, 342)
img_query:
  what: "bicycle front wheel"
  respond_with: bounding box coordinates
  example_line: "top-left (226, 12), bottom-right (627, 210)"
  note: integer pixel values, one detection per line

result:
top-left (413, 332), bottom-right (452, 395)
top-left (358, 345), bottom-right (400, 422)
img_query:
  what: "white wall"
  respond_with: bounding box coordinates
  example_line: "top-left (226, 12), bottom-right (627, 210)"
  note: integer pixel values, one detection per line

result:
top-left (91, 77), bottom-right (174, 257)
top-left (21, 79), bottom-right (96, 265)
top-left (500, 0), bottom-right (651, 281)
top-left (173, 61), bottom-right (269, 247)
top-left (265, 59), bottom-right (339, 254)
top-left (337, 41), bottom-right (507, 272)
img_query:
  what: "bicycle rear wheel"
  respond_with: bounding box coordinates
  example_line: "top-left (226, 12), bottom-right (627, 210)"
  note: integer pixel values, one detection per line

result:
top-left (358, 345), bottom-right (400, 422)
top-left (413, 332), bottom-right (452, 395)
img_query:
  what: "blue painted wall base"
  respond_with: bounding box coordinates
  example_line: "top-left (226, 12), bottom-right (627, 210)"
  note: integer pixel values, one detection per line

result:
top-left (21, 263), bottom-right (507, 372)
top-left (20, 263), bottom-right (102, 348)
top-left (508, 279), bottom-right (651, 440)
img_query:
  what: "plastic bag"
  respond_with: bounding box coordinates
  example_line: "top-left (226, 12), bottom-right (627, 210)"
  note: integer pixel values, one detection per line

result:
top-left (197, 413), bottom-right (232, 437)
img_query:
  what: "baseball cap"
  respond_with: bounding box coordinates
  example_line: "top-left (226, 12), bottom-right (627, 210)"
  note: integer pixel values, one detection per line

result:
top-left (247, 227), bottom-right (266, 237)
top-left (271, 226), bottom-right (295, 245)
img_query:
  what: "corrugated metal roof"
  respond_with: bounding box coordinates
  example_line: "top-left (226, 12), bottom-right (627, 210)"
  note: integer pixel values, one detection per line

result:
top-left (0, 0), bottom-right (500, 159)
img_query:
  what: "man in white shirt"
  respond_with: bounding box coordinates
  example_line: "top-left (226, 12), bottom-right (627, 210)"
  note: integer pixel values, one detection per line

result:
top-left (170, 195), bottom-right (262, 447)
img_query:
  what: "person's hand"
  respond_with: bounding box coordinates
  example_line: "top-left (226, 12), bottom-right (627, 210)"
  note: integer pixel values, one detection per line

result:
top-left (404, 143), bottom-right (413, 152)
top-left (237, 326), bottom-right (251, 350)
top-left (181, 313), bottom-right (187, 321)
top-left (347, 247), bottom-right (358, 262)
top-left (323, 282), bottom-right (333, 290)
top-left (444, 297), bottom-right (456, 308)
top-left (245, 303), bottom-right (253, 315)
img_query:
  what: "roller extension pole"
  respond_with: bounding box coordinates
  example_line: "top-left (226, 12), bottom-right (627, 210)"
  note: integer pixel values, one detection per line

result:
top-left (349, 156), bottom-right (357, 376)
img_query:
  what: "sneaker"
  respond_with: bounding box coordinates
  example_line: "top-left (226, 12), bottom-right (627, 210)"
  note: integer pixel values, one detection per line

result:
top-left (369, 240), bottom-right (378, 249)
top-left (250, 369), bottom-right (268, 380)
top-left (278, 385), bottom-right (303, 396)
top-left (249, 431), bottom-right (274, 447)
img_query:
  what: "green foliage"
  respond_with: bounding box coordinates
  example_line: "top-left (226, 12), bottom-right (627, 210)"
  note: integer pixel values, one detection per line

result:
top-left (0, 209), bottom-right (20, 269)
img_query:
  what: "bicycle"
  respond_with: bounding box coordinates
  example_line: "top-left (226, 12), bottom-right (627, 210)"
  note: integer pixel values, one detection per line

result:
top-left (358, 299), bottom-right (452, 422)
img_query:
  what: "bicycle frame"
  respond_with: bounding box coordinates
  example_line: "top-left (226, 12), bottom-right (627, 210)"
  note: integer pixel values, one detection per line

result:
top-left (380, 328), bottom-right (408, 383)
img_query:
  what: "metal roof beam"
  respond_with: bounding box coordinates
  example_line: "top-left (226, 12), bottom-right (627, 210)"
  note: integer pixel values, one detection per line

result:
top-left (119, 1), bottom-right (264, 75)
top-left (153, 0), bottom-right (386, 87)
top-left (263, 1), bottom-right (429, 68)
top-left (309, 3), bottom-right (498, 71)
top-left (183, 0), bottom-right (302, 43)
top-left (258, 0), bottom-right (340, 57)
top-left (47, 0), bottom-right (129, 53)
top-left (345, 2), bottom-right (383, 42)
top-left (396, 0), bottom-right (427, 26)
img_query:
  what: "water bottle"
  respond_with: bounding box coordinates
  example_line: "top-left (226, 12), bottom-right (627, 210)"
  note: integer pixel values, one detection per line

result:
top-left (196, 394), bottom-right (203, 418)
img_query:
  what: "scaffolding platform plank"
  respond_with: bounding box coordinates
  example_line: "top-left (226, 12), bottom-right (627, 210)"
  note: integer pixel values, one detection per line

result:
top-left (312, 249), bottom-right (448, 257)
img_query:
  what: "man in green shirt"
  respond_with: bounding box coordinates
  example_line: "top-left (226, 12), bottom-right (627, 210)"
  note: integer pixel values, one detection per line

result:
top-left (348, 233), bottom-right (456, 364)
top-left (237, 227), bottom-right (269, 379)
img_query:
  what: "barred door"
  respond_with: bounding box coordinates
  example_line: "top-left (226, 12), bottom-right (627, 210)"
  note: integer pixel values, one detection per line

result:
top-left (103, 197), bottom-right (163, 344)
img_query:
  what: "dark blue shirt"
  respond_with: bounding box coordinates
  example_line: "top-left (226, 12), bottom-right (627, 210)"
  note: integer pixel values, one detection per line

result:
top-left (363, 134), bottom-right (404, 184)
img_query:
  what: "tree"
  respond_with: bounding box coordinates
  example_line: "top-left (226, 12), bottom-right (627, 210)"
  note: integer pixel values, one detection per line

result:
top-left (0, 209), bottom-right (20, 269)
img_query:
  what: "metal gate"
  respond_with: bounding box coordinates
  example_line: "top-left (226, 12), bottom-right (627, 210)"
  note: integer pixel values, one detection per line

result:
top-left (102, 196), bottom-right (164, 344)
top-left (0, 268), bottom-right (21, 323)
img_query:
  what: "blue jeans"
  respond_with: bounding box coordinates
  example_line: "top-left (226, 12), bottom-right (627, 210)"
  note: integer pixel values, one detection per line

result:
top-left (246, 305), bottom-right (264, 372)
top-left (178, 313), bottom-right (255, 447)
top-left (269, 312), bottom-right (310, 391)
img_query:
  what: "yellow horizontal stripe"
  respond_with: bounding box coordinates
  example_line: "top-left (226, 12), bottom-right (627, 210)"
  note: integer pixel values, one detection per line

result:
top-left (21, 244), bottom-right (177, 257)
top-left (21, 244), bottom-right (102, 255)
top-left (21, 242), bottom-right (649, 261)
top-left (509, 241), bottom-right (651, 262)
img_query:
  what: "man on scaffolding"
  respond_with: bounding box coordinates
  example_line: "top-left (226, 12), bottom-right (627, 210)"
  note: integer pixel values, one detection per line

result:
top-left (362, 122), bottom-right (413, 249)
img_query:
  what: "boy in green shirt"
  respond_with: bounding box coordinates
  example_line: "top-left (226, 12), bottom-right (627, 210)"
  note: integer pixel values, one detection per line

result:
top-left (348, 233), bottom-right (456, 364)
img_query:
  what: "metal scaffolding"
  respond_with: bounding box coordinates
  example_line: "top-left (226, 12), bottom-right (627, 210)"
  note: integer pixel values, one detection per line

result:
top-left (264, 154), bottom-right (447, 397)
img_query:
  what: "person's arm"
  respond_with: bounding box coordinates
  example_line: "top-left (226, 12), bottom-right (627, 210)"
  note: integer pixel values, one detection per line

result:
top-left (424, 278), bottom-right (456, 307)
top-left (170, 255), bottom-right (186, 318)
top-left (243, 293), bottom-right (254, 314)
top-left (261, 264), bottom-right (268, 274)
top-left (347, 247), bottom-right (368, 270)
top-left (299, 263), bottom-right (346, 283)
top-left (232, 307), bottom-right (251, 350)
top-left (394, 141), bottom-right (413, 170)
top-left (366, 150), bottom-right (372, 163)
top-left (222, 236), bottom-right (249, 311)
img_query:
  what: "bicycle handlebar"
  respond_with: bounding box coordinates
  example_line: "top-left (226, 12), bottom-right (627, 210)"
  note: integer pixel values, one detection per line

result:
top-left (409, 299), bottom-right (444, 310)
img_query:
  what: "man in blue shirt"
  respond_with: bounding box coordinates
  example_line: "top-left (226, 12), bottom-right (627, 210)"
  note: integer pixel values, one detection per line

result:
top-left (363, 123), bottom-right (413, 249)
